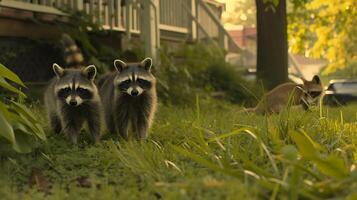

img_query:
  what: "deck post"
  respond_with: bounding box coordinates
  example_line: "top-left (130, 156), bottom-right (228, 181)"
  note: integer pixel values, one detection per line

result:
top-left (189, 0), bottom-right (197, 41)
top-left (218, 28), bottom-right (228, 51)
top-left (142, 0), bottom-right (159, 64)
top-left (125, 0), bottom-right (132, 40)
top-left (73, 0), bottom-right (83, 11)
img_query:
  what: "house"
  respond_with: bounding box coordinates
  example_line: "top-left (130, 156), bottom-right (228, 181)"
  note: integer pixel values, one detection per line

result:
top-left (0, 0), bottom-right (243, 82)
top-left (226, 25), bottom-right (256, 67)
top-left (227, 26), bottom-right (327, 80)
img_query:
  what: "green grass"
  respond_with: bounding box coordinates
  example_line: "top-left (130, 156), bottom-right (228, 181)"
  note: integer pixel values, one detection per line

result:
top-left (0, 99), bottom-right (357, 199)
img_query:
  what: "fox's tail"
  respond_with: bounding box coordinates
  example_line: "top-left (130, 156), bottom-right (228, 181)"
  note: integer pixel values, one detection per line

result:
top-left (61, 33), bottom-right (84, 68)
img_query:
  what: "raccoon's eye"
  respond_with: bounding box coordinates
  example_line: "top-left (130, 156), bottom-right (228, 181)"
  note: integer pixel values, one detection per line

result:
top-left (137, 78), bottom-right (146, 84)
top-left (57, 87), bottom-right (71, 98)
top-left (77, 88), bottom-right (92, 99)
top-left (122, 80), bottom-right (131, 84)
top-left (137, 78), bottom-right (151, 89)
top-left (309, 91), bottom-right (322, 98)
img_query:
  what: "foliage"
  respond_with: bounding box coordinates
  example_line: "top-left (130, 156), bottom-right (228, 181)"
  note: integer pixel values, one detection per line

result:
top-left (288, 0), bottom-right (357, 74)
top-left (157, 42), bottom-right (258, 105)
top-left (222, 0), bottom-right (256, 27)
top-left (1, 100), bottom-right (357, 198)
top-left (221, 0), bottom-right (307, 28)
top-left (328, 60), bottom-right (357, 79)
top-left (0, 64), bottom-right (46, 154)
top-left (205, 63), bottom-right (260, 105)
top-left (172, 102), bottom-right (357, 199)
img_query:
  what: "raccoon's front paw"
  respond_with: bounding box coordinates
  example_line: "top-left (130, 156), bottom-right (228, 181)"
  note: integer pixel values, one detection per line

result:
top-left (118, 130), bottom-right (129, 140)
top-left (69, 134), bottom-right (78, 144)
top-left (137, 131), bottom-right (148, 140)
top-left (93, 135), bottom-right (101, 144)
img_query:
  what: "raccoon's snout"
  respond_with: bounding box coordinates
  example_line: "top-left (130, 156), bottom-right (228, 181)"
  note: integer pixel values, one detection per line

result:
top-left (127, 87), bottom-right (143, 96)
top-left (69, 99), bottom-right (77, 106)
top-left (131, 89), bottom-right (139, 96)
top-left (65, 96), bottom-right (83, 106)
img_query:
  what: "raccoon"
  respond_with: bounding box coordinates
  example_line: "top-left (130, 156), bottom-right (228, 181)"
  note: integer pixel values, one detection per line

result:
top-left (44, 63), bottom-right (103, 144)
top-left (61, 33), bottom-right (84, 68)
top-left (245, 75), bottom-right (323, 114)
top-left (98, 58), bottom-right (157, 140)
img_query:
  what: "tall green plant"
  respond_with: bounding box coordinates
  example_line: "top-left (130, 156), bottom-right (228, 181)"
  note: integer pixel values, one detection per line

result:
top-left (156, 42), bottom-right (258, 105)
top-left (0, 64), bottom-right (46, 153)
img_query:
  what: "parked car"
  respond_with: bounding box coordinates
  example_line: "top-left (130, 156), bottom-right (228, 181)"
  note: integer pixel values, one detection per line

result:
top-left (242, 68), bottom-right (303, 84)
top-left (323, 80), bottom-right (357, 106)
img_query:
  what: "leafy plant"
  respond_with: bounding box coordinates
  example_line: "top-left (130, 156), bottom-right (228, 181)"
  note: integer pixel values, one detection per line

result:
top-left (288, 0), bottom-right (357, 74)
top-left (0, 99), bottom-right (357, 198)
top-left (156, 42), bottom-right (258, 105)
top-left (171, 102), bottom-right (357, 199)
top-left (0, 63), bottom-right (46, 153)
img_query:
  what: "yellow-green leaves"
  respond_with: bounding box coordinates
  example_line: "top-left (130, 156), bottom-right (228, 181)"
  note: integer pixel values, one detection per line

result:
top-left (290, 130), bottom-right (349, 180)
top-left (0, 63), bottom-right (26, 97)
top-left (288, 0), bottom-right (357, 74)
top-left (314, 155), bottom-right (349, 180)
top-left (0, 63), bottom-right (46, 153)
top-left (0, 63), bottom-right (26, 87)
top-left (281, 145), bottom-right (298, 161)
top-left (0, 111), bottom-right (15, 144)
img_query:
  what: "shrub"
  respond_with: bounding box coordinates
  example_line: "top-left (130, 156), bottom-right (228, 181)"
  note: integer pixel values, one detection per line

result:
top-left (0, 64), bottom-right (46, 154)
top-left (327, 60), bottom-right (357, 79)
top-left (205, 62), bottom-right (260, 105)
top-left (156, 42), bottom-right (259, 106)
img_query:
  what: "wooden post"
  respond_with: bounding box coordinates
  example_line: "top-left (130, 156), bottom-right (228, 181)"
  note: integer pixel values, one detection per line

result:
top-left (132, 0), bottom-right (137, 31)
top-left (190, 0), bottom-right (197, 41)
top-left (98, 0), bottom-right (103, 24)
top-left (142, 0), bottom-right (159, 64)
top-left (115, 0), bottom-right (120, 28)
top-left (108, 0), bottom-right (114, 29)
top-left (139, 0), bottom-right (145, 42)
top-left (218, 28), bottom-right (228, 50)
top-left (89, 0), bottom-right (94, 22)
top-left (125, 0), bottom-right (132, 40)
top-left (73, 0), bottom-right (83, 11)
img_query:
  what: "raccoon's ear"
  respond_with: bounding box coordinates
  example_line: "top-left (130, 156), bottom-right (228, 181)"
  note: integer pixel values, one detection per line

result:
top-left (300, 77), bottom-right (308, 84)
top-left (53, 63), bottom-right (64, 78)
top-left (114, 59), bottom-right (127, 72)
top-left (141, 57), bottom-right (152, 71)
top-left (312, 75), bottom-right (321, 84)
top-left (83, 65), bottom-right (97, 80)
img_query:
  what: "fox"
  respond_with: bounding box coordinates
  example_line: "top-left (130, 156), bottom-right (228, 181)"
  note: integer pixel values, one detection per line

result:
top-left (244, 75), bottom-right (323, 114)
top-left (98, 57), bottom-right (157, 140)
top-left (44, 34), bottom-right (103, 144)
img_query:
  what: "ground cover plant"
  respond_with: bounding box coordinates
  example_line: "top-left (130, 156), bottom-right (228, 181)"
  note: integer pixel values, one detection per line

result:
top-left (0, 64), bottom-right (46, 154)
top-left (0, 96), bottom-right (356, 199)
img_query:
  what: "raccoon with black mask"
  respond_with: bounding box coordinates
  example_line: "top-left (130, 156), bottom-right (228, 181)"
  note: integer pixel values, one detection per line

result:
top-left (98, 58), bottom-right (157, 140)
top-left (44, 63), bottom-right (103, 144)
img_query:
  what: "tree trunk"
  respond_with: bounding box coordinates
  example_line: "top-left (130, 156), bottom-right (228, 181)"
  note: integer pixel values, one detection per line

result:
top-left (255, 0), bottom-right (288, 90)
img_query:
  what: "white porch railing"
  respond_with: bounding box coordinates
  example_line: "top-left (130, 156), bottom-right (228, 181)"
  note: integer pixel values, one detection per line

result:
top-left (1, 0), bottom-right (243, 59)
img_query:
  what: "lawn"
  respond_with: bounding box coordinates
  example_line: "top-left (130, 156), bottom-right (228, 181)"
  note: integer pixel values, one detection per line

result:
top-left (0, 99), bottom-right (357, 199)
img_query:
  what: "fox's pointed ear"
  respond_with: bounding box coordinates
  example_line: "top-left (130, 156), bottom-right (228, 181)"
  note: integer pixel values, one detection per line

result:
top-left (141, 57), bottom-right (152, 71)
top-left (114, 59), bottom-right (127, 73)
top-left (312, 75), bottom-right (321, 84)
top-left (83, 65), bottom-right (97, 80)
top-left (53, 63), bottom-right (64, 78)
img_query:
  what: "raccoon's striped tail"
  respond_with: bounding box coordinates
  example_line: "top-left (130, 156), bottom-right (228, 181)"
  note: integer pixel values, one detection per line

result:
top-left (61, 33), bottom-right (84, 68)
